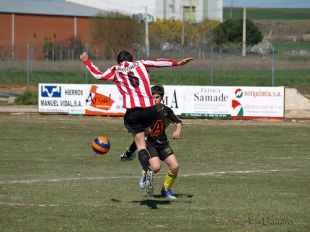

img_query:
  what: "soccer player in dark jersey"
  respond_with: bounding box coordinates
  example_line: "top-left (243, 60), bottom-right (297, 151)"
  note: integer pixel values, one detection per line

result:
top-left (120, 85), bottom-right (182, 199)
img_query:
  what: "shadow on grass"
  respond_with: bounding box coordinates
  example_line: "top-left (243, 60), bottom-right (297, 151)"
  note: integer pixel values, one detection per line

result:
top-left (151, 193), bottom-right (193, 199)
top-left (131, 199), bottom-right (171, 209)
top-left (111, 193), bottom-right (193, 209)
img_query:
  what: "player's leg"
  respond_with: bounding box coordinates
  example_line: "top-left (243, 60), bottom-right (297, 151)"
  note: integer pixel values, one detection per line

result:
top-left (163, 154), bottom-right (179, 189)
top-left (120, 141), bottom-right (137, 161)
top-left (124, 107), bottom-right (156, 166)
top-left (134, 134), bottom-right (154, 194)
top-left (123, 107), bottom-right (158, 194)
top-left (135, 134), bottom-right (154, 193)
top-left (149, 156), bottom-right (161, 174)
top-left (158, 145), bottom-right (179, 199)
top-left (134, 132), bottom-right (150, 171)
top-left (139, 145), bottom-right (161, 194)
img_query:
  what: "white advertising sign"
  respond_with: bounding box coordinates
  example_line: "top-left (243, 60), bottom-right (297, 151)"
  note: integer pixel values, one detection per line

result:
top-left (38, 84), bottom-right (284, 119)
top-left (38, 84), bottom-right (125, 116)
top-left (162, 86), bottom-right (284, 118)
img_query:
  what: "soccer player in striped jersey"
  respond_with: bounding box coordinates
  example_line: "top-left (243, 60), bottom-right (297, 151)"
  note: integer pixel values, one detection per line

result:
top-left (80, 51), bottom-right (192, 193)
top-left (120, 85), bottom-right (182, 199)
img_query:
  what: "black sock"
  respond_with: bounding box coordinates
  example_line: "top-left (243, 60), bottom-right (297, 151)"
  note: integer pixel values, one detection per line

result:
top-left (138, 149), bottom-right (151, 172)
top-left (128, 141), bottom-right (137, 153)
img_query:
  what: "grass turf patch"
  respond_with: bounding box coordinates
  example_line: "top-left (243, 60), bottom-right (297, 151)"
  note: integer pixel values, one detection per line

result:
top-left (0, 114), bottom-right (309, 231)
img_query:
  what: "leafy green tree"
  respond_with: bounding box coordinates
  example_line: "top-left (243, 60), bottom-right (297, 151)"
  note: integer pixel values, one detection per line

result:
top-left (214, 19), bottom-right (263, 45)
top-left (42, 37), bottom-right (54, 59)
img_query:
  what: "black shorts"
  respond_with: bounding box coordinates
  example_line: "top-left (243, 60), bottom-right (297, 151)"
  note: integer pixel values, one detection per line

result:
top-left (146, 141), bottom-right (174, 161)
top-left (124, 106), bottom-right (157, 134)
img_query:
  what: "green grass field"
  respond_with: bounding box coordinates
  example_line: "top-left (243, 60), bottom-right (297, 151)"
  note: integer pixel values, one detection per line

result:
top-left (272, 41), bottom-right (310, 52)
top-left (1, 68), bottom-right (310, 88)
top-left (0, 114), bottom-right (309, 231)
top-left (223, 7), bottom-right (310, 20)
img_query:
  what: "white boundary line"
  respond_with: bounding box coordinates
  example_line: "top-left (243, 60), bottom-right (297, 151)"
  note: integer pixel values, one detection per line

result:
top-left (0, 169), bottom-right (298, 185)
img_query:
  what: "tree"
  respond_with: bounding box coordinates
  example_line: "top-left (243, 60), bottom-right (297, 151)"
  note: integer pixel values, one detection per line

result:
top-left (91, 12), bottom-right (142, 58)
top-left (68, 36), bottom-right (83, 59)
top-left (149, 19), bottom-right (219, 50)
top-left (187, 19), bottom-right (220, 49)
top-left (42, 37), bottom-right (54, 59)
top-left (214, 19), bottom-right (263, 46)
top-left (149, 19), bottom-right (183, 49)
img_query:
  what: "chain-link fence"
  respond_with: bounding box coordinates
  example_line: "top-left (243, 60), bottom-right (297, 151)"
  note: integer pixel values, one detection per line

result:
top-left (1, 42), bottom-right (308, 88)
top-left (0, 41), bottom-right (276, 61)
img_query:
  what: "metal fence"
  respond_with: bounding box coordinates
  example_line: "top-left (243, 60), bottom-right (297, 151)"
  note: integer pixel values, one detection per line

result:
top-left (0, 42), bottom-right (276, 61)
top-left (0, 43), bottom-right (292, 88)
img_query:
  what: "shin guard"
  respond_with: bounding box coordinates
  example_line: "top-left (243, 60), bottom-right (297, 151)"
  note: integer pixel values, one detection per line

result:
top-left (138, 149), bottom-right (151, 172)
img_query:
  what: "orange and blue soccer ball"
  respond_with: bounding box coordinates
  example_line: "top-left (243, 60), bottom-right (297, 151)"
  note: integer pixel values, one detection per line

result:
top-left (92, 136), bottom-right (110, 154)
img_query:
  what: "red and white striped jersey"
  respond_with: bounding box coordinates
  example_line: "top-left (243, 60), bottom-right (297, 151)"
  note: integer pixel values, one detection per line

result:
top-left (83, 59), bottom-right (178, 109)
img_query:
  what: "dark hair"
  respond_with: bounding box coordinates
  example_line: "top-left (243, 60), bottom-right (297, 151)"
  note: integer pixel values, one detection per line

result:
top-left (117, 51), bottom-right (133, 63)
top-left (151, 85), bottom-right (165, 98)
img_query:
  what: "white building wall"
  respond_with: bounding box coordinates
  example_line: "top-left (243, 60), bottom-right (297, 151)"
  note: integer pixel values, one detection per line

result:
top-left (155, 0), bottom-right (222, 22)
top-left (208, 0), bottom-right (223, 22)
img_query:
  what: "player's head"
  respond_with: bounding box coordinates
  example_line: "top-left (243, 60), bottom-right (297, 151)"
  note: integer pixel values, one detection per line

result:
top-left (151, 85), bottom-right (164, 104)
top-left (117, 51), bottom-right (133, 63)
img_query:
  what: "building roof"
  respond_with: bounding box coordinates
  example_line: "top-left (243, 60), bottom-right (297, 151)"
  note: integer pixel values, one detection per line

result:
top-left (0, 0), bottom-right (107, 17)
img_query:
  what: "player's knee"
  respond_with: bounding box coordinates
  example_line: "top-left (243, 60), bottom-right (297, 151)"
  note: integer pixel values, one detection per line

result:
top-left (149, 157), bottom-right (161, 173)
top-left (169, 163), bottom-right (179, 174)
top-left (151, 162), bottom-right (161, 173)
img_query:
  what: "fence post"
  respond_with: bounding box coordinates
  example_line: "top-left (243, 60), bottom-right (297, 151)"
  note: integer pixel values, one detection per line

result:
top-left (85, 43), bottom-right (88, 83)
top-left (210, 46), bottom-right (213, 85)
top-left (271, 44), bottom-right (275, 87)
top-left (26, 43), bottom-right (30, 85)
top-left (60, 46), bottom-right (63, 61)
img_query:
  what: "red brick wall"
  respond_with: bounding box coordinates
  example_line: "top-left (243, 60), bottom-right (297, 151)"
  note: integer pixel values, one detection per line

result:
top-left (0, 13), bottom-right (13, 57)
top-left (0, 13), bottom-right (93, 59)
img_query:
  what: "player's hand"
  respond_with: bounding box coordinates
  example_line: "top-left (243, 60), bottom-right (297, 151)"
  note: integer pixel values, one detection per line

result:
top-left (172, 130), bottom-right (181, 140)
top-left (177, 57), bottom-right (193, 66)
top-left (80, 52), bottom-right (89, 62)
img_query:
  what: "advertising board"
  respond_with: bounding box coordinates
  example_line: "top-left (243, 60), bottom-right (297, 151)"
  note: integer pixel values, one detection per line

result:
top-left (38, 84), bottom-right (284, 118)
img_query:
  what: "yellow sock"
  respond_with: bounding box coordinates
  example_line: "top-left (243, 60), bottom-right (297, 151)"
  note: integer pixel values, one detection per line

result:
top-left (164, 171), bottom-right (177, 191)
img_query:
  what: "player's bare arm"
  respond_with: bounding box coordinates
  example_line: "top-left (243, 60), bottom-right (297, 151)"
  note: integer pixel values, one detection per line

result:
top-left (177, 57), bottom-right (193, 66)
top-left (172, 123), bottom-right (182, 139)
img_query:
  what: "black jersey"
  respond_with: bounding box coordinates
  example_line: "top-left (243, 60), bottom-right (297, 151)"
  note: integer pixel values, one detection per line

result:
top-left (146, 103), bottom-right (182, 144)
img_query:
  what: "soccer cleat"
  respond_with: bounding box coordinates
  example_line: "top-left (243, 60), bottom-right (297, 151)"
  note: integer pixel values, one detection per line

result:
top-left (161, 187), bottom-right (177, 199)
top-left (139, 171), bottom-right (146, 189)
top-left (120, 149), bottom-right (136, 161)
top-left (145, 170), bottom-right (154, 194)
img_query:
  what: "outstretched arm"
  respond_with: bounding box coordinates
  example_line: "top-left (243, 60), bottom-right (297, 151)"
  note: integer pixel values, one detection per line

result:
top-left (80, 52), bottom-right (115, 80)
top-left (142, 57), bottom-right (194, 68)
top-left (177, 57), bottom-right (194, 66)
